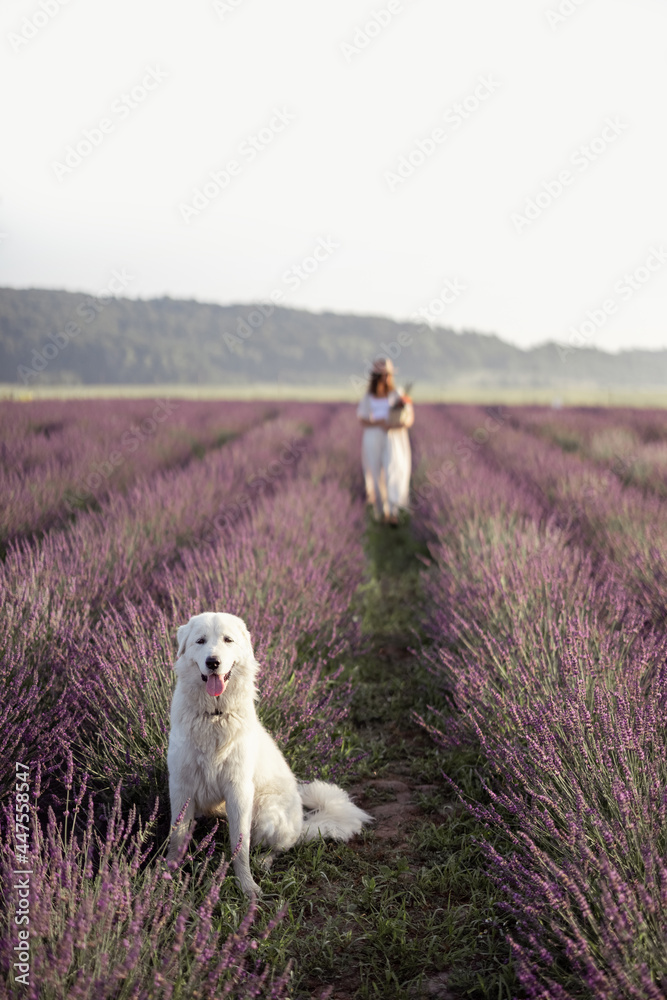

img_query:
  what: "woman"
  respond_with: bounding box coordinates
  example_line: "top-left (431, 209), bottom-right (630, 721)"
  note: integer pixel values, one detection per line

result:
top-left (357, 358), bottom-right (414, 526)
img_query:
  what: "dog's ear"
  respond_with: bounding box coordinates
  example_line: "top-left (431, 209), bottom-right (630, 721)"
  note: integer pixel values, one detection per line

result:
top-left (233, 617), bottom-right (254, 656)
top-left (176, 620), bottom-right (193, 659)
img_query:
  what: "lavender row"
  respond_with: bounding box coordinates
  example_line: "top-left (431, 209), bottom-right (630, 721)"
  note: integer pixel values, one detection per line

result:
top-left (505, 405), bottom-right (667, 500)
top-left (0, 399), bottom-right (278, 547)
top-left (412, 406), bottom-right (667, 997)
top-left (0, 408), bottom-right (334, 664)
top-left (444, 405), bottom-right (667, 620)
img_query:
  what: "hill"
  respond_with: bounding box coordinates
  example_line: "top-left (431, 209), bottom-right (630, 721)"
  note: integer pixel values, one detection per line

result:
top-left (1, 286), bottom-right (666, 391)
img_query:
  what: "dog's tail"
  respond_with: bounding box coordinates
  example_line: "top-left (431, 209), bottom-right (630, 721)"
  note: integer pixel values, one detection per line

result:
top-left (298, 780), bottom-right (373, 842)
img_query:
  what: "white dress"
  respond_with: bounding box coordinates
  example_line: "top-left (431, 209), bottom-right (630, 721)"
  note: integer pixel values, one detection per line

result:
top-left (357, 389), bottom-right (413, 519)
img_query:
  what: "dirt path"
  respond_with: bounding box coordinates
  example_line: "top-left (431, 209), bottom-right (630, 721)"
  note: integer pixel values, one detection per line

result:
top-left (289, 517), bottom-right (513, 1000)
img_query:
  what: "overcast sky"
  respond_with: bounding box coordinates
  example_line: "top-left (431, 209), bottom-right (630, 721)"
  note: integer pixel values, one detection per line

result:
top-left (2, 0), bottom-right (666, 353)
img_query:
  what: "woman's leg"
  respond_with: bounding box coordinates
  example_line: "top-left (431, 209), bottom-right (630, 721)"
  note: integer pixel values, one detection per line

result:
top-left (385, 429), bottom-right (412, 517)
top-left (362, 428), bottom-right (389, 520)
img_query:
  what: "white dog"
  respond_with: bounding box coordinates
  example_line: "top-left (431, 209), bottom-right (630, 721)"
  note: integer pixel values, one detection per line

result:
top-left (167, 611), bottom-right (372, 896)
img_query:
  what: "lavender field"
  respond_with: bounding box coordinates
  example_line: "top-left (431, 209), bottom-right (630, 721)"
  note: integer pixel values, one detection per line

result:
top-left (1, 397), bottom-right (667, 999)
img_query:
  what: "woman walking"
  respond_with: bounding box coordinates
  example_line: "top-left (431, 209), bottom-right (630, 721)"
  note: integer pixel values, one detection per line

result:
top-left (357, 358), bottom-right (414, 526)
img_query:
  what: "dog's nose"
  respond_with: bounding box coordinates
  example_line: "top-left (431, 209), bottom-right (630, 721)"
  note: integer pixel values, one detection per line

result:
top-left (205, 656), bottom-right (220, 670)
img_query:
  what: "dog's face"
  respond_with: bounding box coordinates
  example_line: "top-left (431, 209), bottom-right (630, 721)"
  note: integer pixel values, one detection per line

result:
top-left (175, 612), bottom-right (253, 699)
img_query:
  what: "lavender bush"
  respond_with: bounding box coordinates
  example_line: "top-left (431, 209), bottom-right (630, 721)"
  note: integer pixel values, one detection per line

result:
top-left (444, 405), bottom-right (667, 619)
top-left (0, 399), bottom-right (272, 548)
top-left (0, 412), bottom-right (324, 665)
top-left (412, 404), bottom-right (667, 998)
top-left (0, 777), bottom-right (291, 999)
top-left (505, 405), bottom-right (667, 500)
top-left (0, 399), bottom-right (366, 998)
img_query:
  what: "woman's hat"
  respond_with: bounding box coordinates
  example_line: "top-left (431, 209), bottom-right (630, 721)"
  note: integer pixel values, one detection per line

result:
top-left (370, 358), bottom-right (395, 375)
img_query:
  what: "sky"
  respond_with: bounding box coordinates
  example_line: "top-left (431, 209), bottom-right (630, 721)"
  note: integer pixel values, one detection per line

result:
top-left (1, 0), bottom-right (666, 354)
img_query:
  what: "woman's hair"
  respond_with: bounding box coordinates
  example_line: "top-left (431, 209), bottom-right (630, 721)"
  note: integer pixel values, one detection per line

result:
top-left (368, 371), bottom-right (393, 396)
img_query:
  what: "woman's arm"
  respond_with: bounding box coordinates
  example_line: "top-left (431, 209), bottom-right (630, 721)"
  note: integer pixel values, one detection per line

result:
top-left (359, 417), bottom-right (389, 429)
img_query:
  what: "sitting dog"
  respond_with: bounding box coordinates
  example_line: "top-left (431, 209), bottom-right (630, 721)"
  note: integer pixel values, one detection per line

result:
top-left (166, 611), bottom-right (372, 895)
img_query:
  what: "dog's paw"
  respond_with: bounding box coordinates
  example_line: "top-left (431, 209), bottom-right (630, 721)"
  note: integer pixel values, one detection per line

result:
top-left (256, 851), bottom-right (275, 872)
top-left (241, 878), bottom-right (263, 899)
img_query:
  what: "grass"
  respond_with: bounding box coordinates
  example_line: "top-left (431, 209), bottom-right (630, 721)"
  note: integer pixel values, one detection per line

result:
top-left (188, 429), bottom-right (239, 458)
top-left (3, 383), bottom-right (667, 408)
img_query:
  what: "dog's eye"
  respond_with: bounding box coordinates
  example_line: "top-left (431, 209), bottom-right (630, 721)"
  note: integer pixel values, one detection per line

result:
top-left (195, 637), bottom-right (206, 645)
top-left (223, 636), bottom-right (233, 644)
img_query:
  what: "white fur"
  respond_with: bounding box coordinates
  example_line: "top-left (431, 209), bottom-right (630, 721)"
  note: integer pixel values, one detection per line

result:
top-left (166, 611), bottom-right (372, 895)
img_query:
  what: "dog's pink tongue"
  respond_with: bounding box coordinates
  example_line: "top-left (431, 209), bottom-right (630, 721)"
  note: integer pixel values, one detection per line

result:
top-left (207, 674), bottom-right (224, 697)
